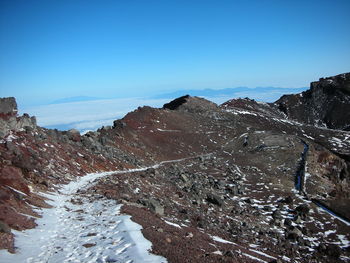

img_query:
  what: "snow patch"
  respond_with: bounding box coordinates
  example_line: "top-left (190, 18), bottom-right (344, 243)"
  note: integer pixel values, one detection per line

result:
top-left (164, 220), bottom-right (181, 229)
top-left (7, 186), bottom-right (28, 196)
top-left (211, 235), bottom-right (236, 245)
top-left (241, 252), bottom-right (268, 263)
top-left (249, 249), bottom-right (276, 260)
top-left (156, 128), bottom-right (181, 132)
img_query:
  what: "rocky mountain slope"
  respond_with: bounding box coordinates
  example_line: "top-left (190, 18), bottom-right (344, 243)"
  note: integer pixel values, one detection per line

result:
top-left (0, 73), bottom-right (349, 262)
top-left (275, 73), bottom-right (350, 130)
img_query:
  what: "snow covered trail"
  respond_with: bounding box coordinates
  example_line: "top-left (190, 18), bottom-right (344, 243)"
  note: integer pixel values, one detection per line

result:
top-left (0, 161), bottom-right (185, 263)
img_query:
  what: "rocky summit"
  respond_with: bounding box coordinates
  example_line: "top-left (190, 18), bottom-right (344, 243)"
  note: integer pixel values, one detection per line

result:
top-left (276, 73), bottom-right (350, 130)
top-left (0, 73), bottom-right (349, 263)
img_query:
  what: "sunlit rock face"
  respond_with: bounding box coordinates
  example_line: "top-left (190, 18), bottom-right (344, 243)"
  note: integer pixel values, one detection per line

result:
top-left (275, 73), bottom-right (350, 130)
top-left (0, 97), bottom-right (37, 138)
top-left (0, 97), bottom-right (17, 115)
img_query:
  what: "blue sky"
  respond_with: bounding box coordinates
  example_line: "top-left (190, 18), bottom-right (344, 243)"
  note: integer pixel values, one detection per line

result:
top-left (1, 0), bottom-right (350, 108)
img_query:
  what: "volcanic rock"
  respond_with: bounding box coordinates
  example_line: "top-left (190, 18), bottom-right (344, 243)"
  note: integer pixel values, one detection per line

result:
top-left (0, 97), bottom-right (17, 114)
top-left (275, 73), bottom-right (350, 130)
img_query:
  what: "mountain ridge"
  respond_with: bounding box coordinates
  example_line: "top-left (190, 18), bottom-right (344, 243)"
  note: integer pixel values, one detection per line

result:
top-left (151, 86), bottom-right (307, 101)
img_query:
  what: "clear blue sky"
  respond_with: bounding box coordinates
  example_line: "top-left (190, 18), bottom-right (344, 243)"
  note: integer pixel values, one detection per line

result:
top-left (1, 0), bottom-right (350, 106)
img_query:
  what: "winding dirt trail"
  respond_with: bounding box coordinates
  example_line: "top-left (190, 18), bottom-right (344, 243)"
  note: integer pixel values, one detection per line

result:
top-left (0, 155), bottom-right (215, 263)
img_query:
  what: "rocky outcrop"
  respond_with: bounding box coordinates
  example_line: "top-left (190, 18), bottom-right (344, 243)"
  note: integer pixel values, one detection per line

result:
top-left (163, 95), bottom-right (189, 110)
top-left (0, 97), bottom-right (37, 138)
top-left (275, 73), bottom-right (350, 130)
top-left (222, 97), bottom-right (285, 119)
top-left (0, 97), bottom-right (17, 114)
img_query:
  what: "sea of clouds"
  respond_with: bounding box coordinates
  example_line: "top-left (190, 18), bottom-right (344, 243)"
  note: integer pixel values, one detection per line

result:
top-left (20, 88), bottom-right (305, 133)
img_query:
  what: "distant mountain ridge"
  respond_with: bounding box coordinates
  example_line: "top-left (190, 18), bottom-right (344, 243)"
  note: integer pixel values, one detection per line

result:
top-left (49, 96), bottom-right (103, 104)
top-left (152, 86), bottom-right (307, 100)
top-left (49, 87), bottom-right (307, 105)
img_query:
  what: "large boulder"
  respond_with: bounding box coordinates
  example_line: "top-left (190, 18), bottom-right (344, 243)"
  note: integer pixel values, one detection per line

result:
top-left (0, 97), bottom-right (36, 138)
top-left (139, 199), bottom-right (164, 215)
top-left (0, 97), bottom-right (17, 114)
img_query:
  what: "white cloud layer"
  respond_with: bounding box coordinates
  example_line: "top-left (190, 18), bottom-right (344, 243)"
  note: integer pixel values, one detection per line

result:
top-left (20, 89), bottom-right (298, 132)
top-left (21, 97), bottom-right (169, 132)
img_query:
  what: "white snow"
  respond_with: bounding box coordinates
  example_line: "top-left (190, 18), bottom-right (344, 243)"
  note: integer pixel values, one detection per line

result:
top-left (341, 256), bottom-right (350, 262)
top-left (225, 109), bottom-right (258, 116)
top-left (249, 249), bottom-right (277, 260)
top-left (241, 252), bottom-right (268, 263)
top-left (282, 255), bottom-right (291, 262)
top-left (211, 235), bottom-right (236, 245)
top-left (0, 168), bottom-right (168, 263)
top-left (164, 220), bottom-right (181, 229)
top-left (324, 230), bottom-right (336, 236)
top-left (337, 234), bottom-right (350, 248)
top-left (304, 162), bottom-right (311, 193)
top-left (316, 205), bottom-right (350, 227)
top-left (329, 136), bottom-right (348, 148)
top-left (156, 128), bottom-right (181, 132)
top-left (4, 134), bottom-right (18, 142)
top-left (303, 134), bottom-right (314, 140)
top-left (7, 186), bottom-right (28, 196)
top-left (249, 244), bottom-right (259, 248)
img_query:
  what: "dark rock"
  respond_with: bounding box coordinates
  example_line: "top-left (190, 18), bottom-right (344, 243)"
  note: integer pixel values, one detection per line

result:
top-left (224, 250), bottom-right (236, 257)
top-left (82, 243), bottom-right (96, 248)
top-left (295, 204), bottom-right (309, 216)
top-left (244, 198), bottom-right (252, 204)
top-left (40, 180), bottom-right (49, 187)
top-left (226, 184), bottom-right (239, 195)
top-left (284, 218), bottom-right (292, 227)
top-left (206, 193), bottom-right (223, 206)
top-left (263, 205), bottom-right (273, 212)
top-left (67, 129), bottom-right (80, 142)
top-left (0, 221), bottom-right (11, 233)
top-left (286, 231), bottom-right (299, 241)
top-left (286, 227), bottom-right (302, 241)
top-left (145, 168), bottom-right (156, 176)
top-left (5, 141), bottom-right (21, 156)
top-left (179, 208), bottom-right (187, 214)
top-left (163, 95), bottom-right (190, 110)
top-left (275, 73), bottom-right (350, 130)
top-left (139, 199), bottom-right (164, 215)
top-left (281, 196), bottom-right (293, 204)
top-left (272, 209), bottom-right (282, 220)
top-left (113, 120), bottom-right (126, 129)
top-left (318, 243), bottom-right (341, 258)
